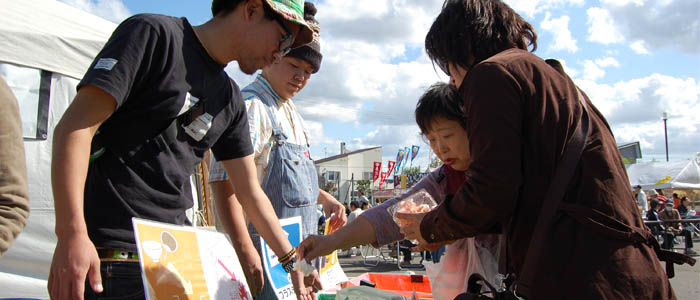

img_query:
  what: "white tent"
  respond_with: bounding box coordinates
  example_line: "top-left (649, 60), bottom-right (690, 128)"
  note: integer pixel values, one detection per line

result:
top-left (0, 0), bottom-right (116, 298)
top-left (626, 159), bottom-right (700, 190)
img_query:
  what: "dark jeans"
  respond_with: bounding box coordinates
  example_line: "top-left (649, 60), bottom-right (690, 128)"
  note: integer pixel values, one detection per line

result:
top-left (662, 229), bottom-right (694, 249)
top-left (431, 246), bottom-right (447, 263)
top-left (399, 240), bottom-right (415, 263)
top-left (84, 261), bottom-right (145, 300)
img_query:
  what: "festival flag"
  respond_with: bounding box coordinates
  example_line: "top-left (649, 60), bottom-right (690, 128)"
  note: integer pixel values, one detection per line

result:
top-left (372, 162), bottom-right (382, 183)
top-left (410, 145), bottom-right (420, 167)
top-left (379, 172), bottom-right (388, 190)
top-left (395, 149), bottom-right (405, 175)
top-left (401, 146), bottom-right (410, 172)
top-left (386, 161), bottom-right (396, 177)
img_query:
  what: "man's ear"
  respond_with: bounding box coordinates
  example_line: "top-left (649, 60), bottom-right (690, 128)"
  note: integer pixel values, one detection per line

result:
top-left (244, 0), bottom-right (263, 21)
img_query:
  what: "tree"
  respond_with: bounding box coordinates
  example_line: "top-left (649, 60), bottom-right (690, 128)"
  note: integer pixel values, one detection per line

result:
top-left (323, 181), bottom-right (337, 195)
top-left (402, 166), bottom-right (421, 175)
top-left (356, 179), bottom-right (370, 197)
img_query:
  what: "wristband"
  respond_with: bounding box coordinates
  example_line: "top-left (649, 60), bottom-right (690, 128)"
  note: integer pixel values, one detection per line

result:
top-left (278, 248), bottom-right (296, 263)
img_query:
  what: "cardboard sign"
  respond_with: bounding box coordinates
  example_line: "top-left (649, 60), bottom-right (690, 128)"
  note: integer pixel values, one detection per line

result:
top-left (319, 219), bottom-right (348, 288)
top-left (133, 218), bottom-right (252, 300)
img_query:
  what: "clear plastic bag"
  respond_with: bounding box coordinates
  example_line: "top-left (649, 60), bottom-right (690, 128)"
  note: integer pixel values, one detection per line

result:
top-left (387, 189), bottom-right (437, 229)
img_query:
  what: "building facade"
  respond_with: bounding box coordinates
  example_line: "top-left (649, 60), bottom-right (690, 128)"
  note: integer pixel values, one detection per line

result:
top-left (314, 143), bottom-right (382, 204)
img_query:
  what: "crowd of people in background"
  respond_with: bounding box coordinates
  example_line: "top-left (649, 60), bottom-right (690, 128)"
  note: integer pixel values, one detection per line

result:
top-left (635, 186), bottom-right (699, 256)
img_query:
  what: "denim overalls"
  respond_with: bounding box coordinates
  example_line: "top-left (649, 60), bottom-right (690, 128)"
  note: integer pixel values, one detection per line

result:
top-left (245, 86), bottom-right (320, 299)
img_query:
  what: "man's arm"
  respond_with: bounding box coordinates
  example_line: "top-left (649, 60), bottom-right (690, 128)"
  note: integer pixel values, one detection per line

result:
top-left (48, 85), bottom-right (116, 300)
top-left (210, 180), bottom-right (263, 295)
top-left (220, 156), bottom-right (319, 299)
top-left (0, 77), bottom-right (29, 256)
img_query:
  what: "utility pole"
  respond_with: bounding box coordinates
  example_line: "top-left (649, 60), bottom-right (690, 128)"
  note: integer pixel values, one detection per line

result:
top-left (349, 173), bottom-right (354, 203)
top-left (662, 112), bottom-right (669, 161)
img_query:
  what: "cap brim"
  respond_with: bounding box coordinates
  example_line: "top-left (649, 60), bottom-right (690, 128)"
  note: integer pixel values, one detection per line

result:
top-left (264, 0), bottom-right (313, 48)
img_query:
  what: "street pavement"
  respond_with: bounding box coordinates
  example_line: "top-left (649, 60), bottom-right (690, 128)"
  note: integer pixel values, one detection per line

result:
top-left (336, 243), bottom-right (699, 299)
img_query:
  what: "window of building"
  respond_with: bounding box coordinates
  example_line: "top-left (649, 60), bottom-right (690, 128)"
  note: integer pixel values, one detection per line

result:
top-left (362, 172), bottom-right (373, 180)
top-left (327, 171), bottom-right (340, 182)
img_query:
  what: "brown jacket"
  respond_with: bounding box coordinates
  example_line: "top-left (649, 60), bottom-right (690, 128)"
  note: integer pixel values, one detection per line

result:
top-left (0, 76), bottom-right (29, 257)
top-left (421, 49), bottom-right (674, 299)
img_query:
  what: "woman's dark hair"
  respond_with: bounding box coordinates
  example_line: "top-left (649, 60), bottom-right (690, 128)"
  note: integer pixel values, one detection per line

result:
top-left (415, 82), bottom-right (465, 134)
top-left (425, 0), bottom-right (537, 75)
top-left (212, 0), bottom-right (278, 19)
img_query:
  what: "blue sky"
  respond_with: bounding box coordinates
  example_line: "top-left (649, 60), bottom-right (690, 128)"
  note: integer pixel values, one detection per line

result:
top-left (60, 0), bottom-right (700, 170)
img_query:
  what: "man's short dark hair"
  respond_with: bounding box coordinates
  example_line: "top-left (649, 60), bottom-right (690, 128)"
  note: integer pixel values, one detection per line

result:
top-left (212, 0), bottom-right (279, 19)
top-left (415, 82), bottom-right (466, 134)
top-left (211, 0), bottom-right (245, 17)
top-left (350, 200), bottom-right (360, 209)
top-left (425, 0), bottom-right (537, 76)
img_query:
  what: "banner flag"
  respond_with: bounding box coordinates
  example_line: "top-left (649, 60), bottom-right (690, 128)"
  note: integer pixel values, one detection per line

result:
top-left (372, 162), bottom-right (381, 182)
top-left (379, 172), bottom-right (388, 190)
top-left (401, 146), bottom-right (410, 171)
top-left (411, 145), bottom-right (420, 162)
top-left (395, 150), bottom-right (405, 175)
top-left (386, 161), bottom-right (396, 177)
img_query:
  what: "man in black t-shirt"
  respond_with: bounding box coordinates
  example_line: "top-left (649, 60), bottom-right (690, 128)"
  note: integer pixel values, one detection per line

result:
top-left (48, 1), bottom-right (321, 299)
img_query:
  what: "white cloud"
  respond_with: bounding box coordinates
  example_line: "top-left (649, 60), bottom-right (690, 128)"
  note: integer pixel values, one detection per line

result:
top-left (504, 0), bottom-right (584, 18)
top-left (575, 74), bottom-right (700, 156)
top-left (598, 0), bottom-right (700, 54)
top-left (586, 7), bottom-right (625, 45)
top-left (57, 0), bottom-right (131, 23)
top-left (583, 60), bottom-right (606, 81)
top-left (582, 57), bottom-right (619, 83)
top-left (540, 13), bottom-right (578, 53)
top-left (594, 57), bottom-right (620, 68)
top-left (629, 40), bottom-right (650, 55)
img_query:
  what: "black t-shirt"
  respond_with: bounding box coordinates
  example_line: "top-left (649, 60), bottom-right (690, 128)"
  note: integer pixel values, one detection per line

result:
top-left (79, 14), bottom-right (253, 250)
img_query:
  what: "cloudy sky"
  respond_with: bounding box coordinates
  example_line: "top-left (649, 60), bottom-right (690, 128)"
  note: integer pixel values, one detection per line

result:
top-left (60, 0), bottom-right (700, 172)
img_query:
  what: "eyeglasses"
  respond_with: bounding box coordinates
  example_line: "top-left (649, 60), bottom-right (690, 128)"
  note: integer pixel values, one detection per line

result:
top-left (273, 15), bottom-right (294, 56)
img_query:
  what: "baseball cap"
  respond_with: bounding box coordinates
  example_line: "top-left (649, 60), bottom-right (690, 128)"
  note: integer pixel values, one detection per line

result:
top-left (264, 0), bottom-right (313, 48)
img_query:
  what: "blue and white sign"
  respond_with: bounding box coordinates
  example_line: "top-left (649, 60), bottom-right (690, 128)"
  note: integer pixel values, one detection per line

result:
top-left (260, 216), bottom-right (302, 300)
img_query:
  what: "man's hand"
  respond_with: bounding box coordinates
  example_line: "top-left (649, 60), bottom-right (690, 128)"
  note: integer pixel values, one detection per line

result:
top-left (297, 235), bottom-right (337, 263)
top-left (237, 245), bottom-right (263, 296)
top-left (48, 233), bottom-right (102, 300)
top-left (395, 212), bottom-right (430, 247)
top-left (317, 190), bottom-right (346, 232)
top-left (290, 269), bottom-right (315, 300)
top-left (304, 269), bottom-right (323, 295)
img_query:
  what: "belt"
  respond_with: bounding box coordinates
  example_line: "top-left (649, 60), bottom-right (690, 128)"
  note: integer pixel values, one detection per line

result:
top-left (97, 248), bottom-right (139, 261)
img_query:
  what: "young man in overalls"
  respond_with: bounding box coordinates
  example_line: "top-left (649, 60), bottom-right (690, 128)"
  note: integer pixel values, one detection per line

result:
top-left (209, 3), bottom-right (346, 299)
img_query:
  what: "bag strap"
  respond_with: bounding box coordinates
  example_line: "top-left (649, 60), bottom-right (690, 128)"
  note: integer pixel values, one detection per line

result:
top-left (515, 87), bottom-right (591, 293)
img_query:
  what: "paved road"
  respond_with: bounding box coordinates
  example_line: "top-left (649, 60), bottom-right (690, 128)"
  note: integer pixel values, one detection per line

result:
top-left (336, 243), bottom-right (699, 299)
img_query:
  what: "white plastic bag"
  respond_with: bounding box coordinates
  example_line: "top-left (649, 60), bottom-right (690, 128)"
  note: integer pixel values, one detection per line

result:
top-left (424, 239), bottom-right (471, 300)
top-left (424, 236), bottom-right (501, 300)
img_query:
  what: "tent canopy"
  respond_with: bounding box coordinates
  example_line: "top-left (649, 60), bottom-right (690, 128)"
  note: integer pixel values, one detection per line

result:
top-left (0, 0), bottom-right (116, 297)
top-left (0, 0), bottom-right (116, 79)
top-left (626, 159), bottom-right (700, 190)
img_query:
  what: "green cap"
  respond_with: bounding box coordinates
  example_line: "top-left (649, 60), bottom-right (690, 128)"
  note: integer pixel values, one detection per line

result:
top-left (264, 0), bottom-right (313, 48)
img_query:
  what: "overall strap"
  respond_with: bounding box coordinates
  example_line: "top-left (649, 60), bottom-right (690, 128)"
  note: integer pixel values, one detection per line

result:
top-left (515, 88), bottom-right (591, 294)
top-left (243, 88), bottom-right (287, 143)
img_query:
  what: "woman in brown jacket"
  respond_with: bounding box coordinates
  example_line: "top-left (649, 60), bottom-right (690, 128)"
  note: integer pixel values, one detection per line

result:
top-left (399, 0), bottom-right (691, 299)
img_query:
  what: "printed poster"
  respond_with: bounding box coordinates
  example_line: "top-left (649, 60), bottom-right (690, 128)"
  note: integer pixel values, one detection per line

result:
top-left (133, 218), bottom-right (252, 300)
top-left (260, 216), bottom-right (302, 300)
top-left (318, 219), bottom-right (348, 288)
